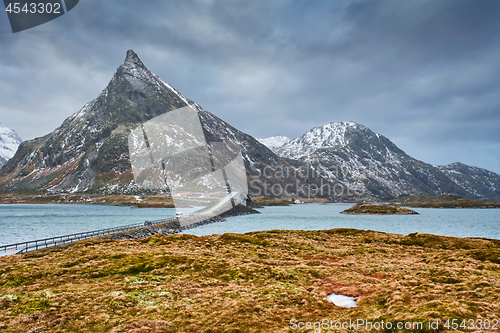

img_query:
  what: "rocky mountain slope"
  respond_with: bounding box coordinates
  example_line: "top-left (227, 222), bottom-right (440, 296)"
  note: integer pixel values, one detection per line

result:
top-left (1, 51), bottom-right (498, 200)
top-left (260, 121), bottom-right (500, 199)
top-left (0, 123), bottom-right (22, 167)
top-left (436, 163), bottom-right (500, 199)
top-left (0, 50), bottom-right (313, 196)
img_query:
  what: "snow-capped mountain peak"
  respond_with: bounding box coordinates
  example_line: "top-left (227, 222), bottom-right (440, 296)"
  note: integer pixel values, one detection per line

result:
top-left (277, 121), bottom-right (368, 160)
top-left (0, 123), bottom-right (22, 167)
top-left (304, 121), bottom-right (361, 146)
top-left (1, 50), bottom-right (498, 200)
top-left (257, 136), bottom-right (291, 152)
top-left (0, 50), bottom-right (310, 196)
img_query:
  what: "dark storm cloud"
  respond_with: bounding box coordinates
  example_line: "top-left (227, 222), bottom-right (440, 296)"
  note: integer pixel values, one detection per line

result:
top-left (0, 0), bottom-right (499, 172)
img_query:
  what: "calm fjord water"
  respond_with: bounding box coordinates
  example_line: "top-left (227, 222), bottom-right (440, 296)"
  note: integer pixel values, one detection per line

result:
top-left (0, 203), bottom-right (499, 247)
top-left (0, 204), bottom-right (175, 246)
top-left (182, 203), bottom-right (500, 239)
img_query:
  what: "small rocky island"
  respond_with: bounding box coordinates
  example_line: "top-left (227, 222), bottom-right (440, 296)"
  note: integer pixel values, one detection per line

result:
top-left (341, 202), bottom-right (418, 215)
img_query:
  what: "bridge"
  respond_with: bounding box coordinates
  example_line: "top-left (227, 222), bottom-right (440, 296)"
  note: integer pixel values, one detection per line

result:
top-left (0, 217), bottom-right (178, 256)
top-left (187, 191), bottom-right (247, 216)
top-left (0, 191), bottom-right (249, 256)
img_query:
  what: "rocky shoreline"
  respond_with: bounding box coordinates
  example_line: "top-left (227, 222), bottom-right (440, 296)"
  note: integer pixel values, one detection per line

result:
top-left (403, 198), bottom-right (500, 209)
top-left (17, 204), bottom-right (259, 255)
top-left (102, 204), bottom-right (260, 241)
top-left (392, 194), bottom-right (500, 208)
top-left (341, 202), bottom-right (419, 215)
top-left (0, 194), bottom-right (175, 208)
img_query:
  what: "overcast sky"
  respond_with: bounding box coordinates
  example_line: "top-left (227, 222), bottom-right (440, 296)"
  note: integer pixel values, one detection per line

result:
top-left (0, 0), bottom-right (499, 173)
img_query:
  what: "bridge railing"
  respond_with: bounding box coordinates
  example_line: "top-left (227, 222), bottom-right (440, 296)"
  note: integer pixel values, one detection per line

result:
top-left (0, 217), bottom-right (178, 255)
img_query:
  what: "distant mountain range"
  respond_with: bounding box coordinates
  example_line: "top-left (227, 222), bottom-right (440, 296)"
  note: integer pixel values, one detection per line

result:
top-left (259, 122), bottom-right (500, 199)
top-left (0, 123), bottom-right (21, 167)
top-left (0, 50), bottom-right (498, 200)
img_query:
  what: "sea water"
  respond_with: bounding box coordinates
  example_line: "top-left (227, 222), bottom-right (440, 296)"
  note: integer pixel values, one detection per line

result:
top-left (0, 204), bottom-right (175, 246)
top-left (1, 203), bottom-right (499, 248)
top-left (182, 203), bottom-right (500, 239)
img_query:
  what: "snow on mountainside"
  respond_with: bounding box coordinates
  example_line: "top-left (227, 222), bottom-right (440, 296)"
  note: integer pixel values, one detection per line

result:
top-left (1, 51), bottom-right (498, 199)
top-left (257, 136), bottom-right (290, 153)
top-left (436, 162), bottom-right (500, 199)
top-left (0, 123), bottom-right (22, 167)
top-left (0, 50), bottom-right (311, 195)
top-left (277, 121), bottom-right (360, 160)
top-left (275, 121), bottom-right (500, 199)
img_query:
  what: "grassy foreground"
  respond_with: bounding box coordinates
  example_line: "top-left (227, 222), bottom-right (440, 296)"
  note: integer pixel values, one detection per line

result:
top-left (1, 229), bottom-right (499, 332)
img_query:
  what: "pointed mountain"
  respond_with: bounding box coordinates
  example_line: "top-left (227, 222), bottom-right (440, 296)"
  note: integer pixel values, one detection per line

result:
top-left (0, 50), bottom-right (309, 195)
top-left (0, 123), bottom-right (22, 167)
top-left (3, 51), bottom-right (496, 199)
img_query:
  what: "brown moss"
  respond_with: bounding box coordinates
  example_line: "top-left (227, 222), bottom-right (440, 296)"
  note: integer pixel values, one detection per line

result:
top-left (0, 230), bottom-right (498, 332)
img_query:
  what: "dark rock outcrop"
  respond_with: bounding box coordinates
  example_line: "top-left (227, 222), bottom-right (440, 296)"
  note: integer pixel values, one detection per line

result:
top-left (341, 203), bottom-right (418, 215)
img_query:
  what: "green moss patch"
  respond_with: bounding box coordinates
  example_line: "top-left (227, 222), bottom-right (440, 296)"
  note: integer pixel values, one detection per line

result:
top-left (0, 229), bottom-right (498, 332)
